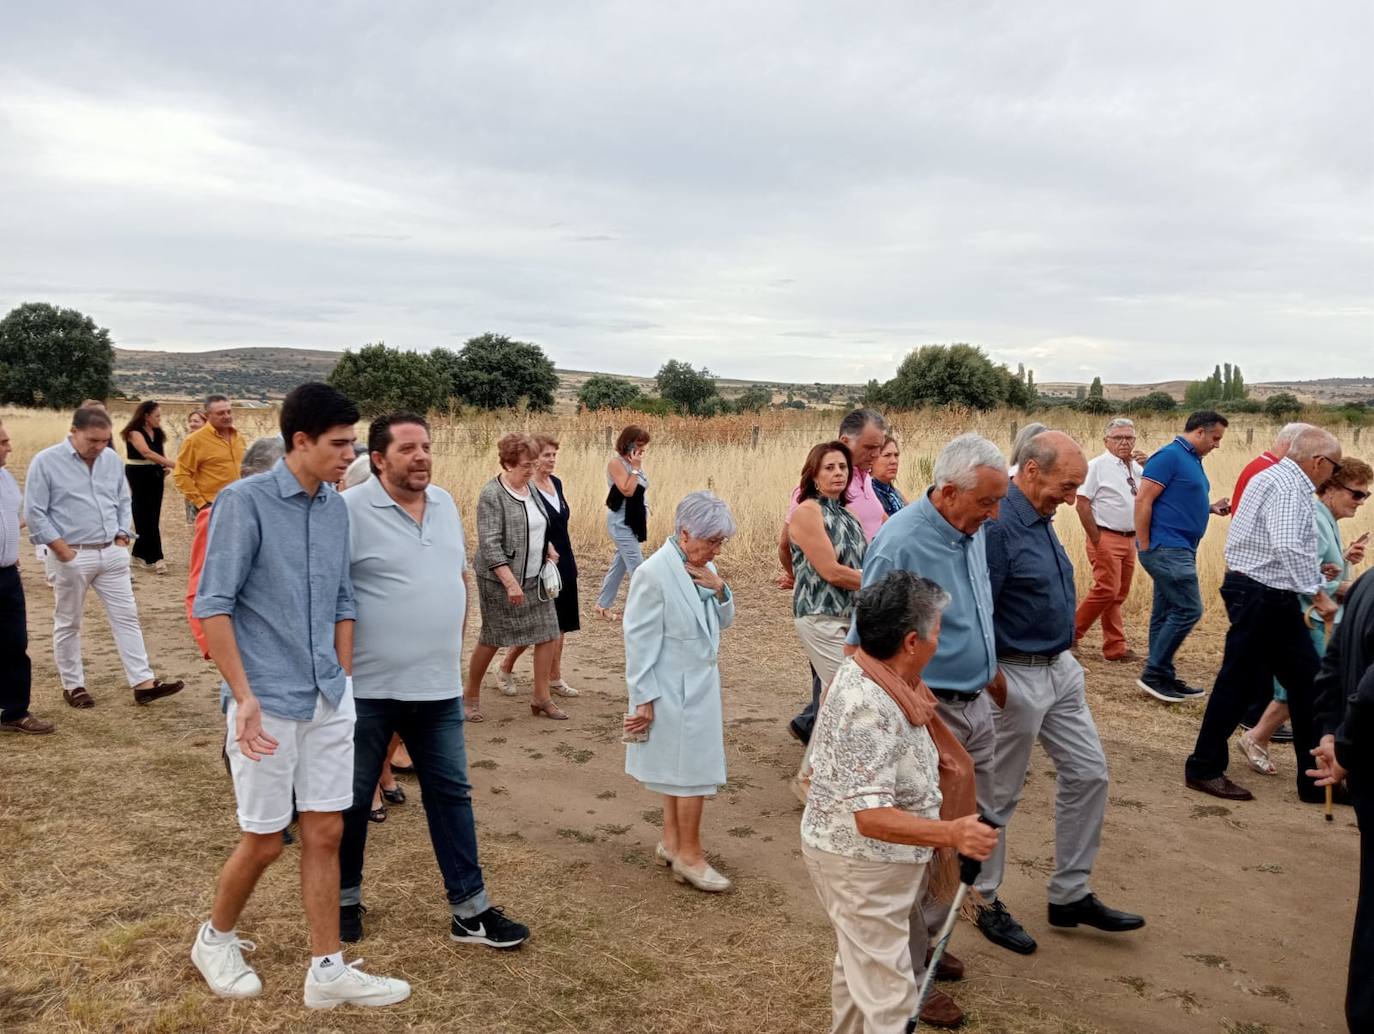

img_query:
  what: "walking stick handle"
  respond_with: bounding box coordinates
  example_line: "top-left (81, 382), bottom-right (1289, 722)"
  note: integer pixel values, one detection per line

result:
top-left (956, 816), bottom-right (1000, 886)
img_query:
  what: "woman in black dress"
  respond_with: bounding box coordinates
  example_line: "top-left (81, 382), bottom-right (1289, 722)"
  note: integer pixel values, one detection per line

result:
top-left (120, 401), bottom-right (175, 573)
top-left (498, 432), bottom-right (581, 698)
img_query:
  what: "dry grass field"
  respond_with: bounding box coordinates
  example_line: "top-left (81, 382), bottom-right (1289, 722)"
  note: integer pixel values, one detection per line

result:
top-left (0, 404), bottom-right (1368, 1034)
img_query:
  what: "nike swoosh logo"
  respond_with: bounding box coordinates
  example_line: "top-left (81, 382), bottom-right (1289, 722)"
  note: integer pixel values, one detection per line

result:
top-left (464, 922), bottom-right (486, 938)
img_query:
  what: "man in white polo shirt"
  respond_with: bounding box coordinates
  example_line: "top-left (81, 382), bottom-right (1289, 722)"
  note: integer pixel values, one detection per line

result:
top-left (1074, 417), bottom-right (1146, 662)
top-left (338, 412), bottom-right (530, 950)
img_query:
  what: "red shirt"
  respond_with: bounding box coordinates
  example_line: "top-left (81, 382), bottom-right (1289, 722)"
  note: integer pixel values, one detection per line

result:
top-left (1231, 451), bottom-right (1278, 521)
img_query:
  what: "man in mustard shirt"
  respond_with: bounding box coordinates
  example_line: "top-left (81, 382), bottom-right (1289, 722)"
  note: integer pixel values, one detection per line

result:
top-left (174, 394), bottom-right (245, 512)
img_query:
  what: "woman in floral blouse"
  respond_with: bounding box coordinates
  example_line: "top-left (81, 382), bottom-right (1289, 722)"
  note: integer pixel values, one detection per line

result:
top-left (802, 571), bottom-right (997, 1034)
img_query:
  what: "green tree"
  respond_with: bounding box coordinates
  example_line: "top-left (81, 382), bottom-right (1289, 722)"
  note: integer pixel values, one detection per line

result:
top-left (1026, 369), bottom-right (1035, 397)
top-left (327, 343), bottom-right (449, 417)
top-left (1075, 385), bottom-right (1087, 401)
top-left (880, 344), bottom-right (1021, 411)
top-left (655, 360), bottom-right (718, 415)
top-left (1230, 365), bottom-right (1246, 400)
top-left (1127, 391), bottom-right (1177, 414)
top-left (1088, 376), bottom-right (1104, 399)
top-left (0, 302), bottom-right (116, 408)
top-left (1078, 395), bottom-right (1113, 415)
top-left (734, 385), bottom-right (772, 413)
top-left (438, 333), bottom-right (558, 412)
top-left (577, 375), bottom-right (642, 411)
top-left (1263, 392), bottom-right (1302, 417)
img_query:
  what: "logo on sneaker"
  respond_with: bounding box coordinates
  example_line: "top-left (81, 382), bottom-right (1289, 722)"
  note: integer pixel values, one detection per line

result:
top-left (460, 921), bottom-right (486, 938)
top-left (319, 958), bottom-right (333, 968)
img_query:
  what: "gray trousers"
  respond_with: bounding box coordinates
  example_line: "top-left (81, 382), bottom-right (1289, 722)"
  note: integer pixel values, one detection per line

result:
top-left (974, 652), bottom-right (1108, 906)
top-left (911, 691), bottom-right (997, 986)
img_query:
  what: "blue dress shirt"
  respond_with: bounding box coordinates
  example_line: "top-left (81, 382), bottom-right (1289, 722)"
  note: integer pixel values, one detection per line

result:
top-left (984, 482), bottom-right (1077, 656)
top-left (193, 459), bottom-right (356, 721)
top-left (24, 439), bottom-right (133, 546)
top-left (846, 490), bottom-right (997, 695)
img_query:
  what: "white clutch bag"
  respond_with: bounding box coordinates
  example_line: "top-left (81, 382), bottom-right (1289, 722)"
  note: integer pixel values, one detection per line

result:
top-left (540, 561), bottom-right (562, 600)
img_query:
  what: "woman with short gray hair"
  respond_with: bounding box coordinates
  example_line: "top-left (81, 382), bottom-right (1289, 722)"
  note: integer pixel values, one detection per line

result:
top-left (1008, 421), bottom-right (1049, 476)
top-left (623, 491), bottom-right (737, 892)
top-left (803, 571), bottom-right (996, 1032)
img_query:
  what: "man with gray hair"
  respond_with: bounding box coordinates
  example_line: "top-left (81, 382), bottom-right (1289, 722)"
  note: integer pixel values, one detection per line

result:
top-left (1187, 426), bottom-right (1344, 802)
top-left (781, 407), bottom-right (889, 745)
top-left (1230, 421), bottom-right (1313, 520)
top-left (979, 431), bottom-right (1144, 954)
top-left (24, 407), bottom-right (184, 708)
top-left (842, 432), bottom-right (1008, 1029)
top-left (1074, 418), bottom-right (1146, 662)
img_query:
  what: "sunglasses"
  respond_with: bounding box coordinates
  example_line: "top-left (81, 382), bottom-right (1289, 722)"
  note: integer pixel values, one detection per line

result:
top-left (1336, 481), bottom-right (1370, 502)
top-left (1319, 455), bottom-right (1344, 479)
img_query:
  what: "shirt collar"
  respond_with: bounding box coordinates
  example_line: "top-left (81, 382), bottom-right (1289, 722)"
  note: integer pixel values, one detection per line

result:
top-left (1006, 481), bottom-right (1049, 527)
top-left (919, 489), bottom-right (974, 545)
top-left (1173, 435), bottom-right (1199, 457)
top-left (271, 458), bottom-right (318, 499)
top-left (1277, 455), bottom-right (1317, 490)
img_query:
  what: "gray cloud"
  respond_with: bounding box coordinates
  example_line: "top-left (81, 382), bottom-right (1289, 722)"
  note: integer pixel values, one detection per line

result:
top-left (0, 1), bottom-right (1370, 383)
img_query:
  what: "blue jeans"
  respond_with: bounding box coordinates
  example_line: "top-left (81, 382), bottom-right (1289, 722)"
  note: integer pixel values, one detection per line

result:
top-left (1137, 546), bottom-right (1203, 683)
top-left (596, 514), bottom-right (644, 609)
top-left (339, 696), bottom-right (489, 919)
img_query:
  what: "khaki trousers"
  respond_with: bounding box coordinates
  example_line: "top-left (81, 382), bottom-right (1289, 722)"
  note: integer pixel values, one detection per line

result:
top-left (803, 842), bottom-right (928, 1034)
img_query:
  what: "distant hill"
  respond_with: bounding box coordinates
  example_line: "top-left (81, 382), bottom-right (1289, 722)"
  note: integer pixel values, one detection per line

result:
top-left (113, 347), bottom-right (1373, 407)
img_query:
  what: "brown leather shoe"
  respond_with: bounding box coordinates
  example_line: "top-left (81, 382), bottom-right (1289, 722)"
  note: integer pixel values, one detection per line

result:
top-left (1, 713), bottom-right (56, 735)
top-left (134, 679), bottom-right (185, 705)
top-left (925, 948), bottom-right (965, 982)
top-left (1186, 775), bottom-right (1254, 801)
top-left (1106, 649), bottom-right (1140, 663)
top-left (919, 988), bottom-right (965, 1029)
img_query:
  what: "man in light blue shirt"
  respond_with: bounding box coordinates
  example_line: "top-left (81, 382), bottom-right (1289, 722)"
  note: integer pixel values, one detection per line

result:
top-left (844, 433), bottom-right (1008, 1026)
top-left (337, 413), bottom-right (529, 950)
top-left (24, 406), bottom-right (182, 708)
top-left (1, 418), bottom-right (52, 734)
top-left (190, 383), bottom-right (411, 1010)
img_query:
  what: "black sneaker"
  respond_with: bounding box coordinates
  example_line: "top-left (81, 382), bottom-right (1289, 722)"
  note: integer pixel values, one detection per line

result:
top-left (975, 899), bottom-right (1037, 955)
top-left (1170, 678), bottom-right (1207, 698)
top-left (451, 906), bottom-right (529, 950)
top-left (1137, 674), bottom-right (1187, 703)
top-left (1271, 723), bottom-right (1294, 744)
top-left (340, 902), bottom-right (367, 943)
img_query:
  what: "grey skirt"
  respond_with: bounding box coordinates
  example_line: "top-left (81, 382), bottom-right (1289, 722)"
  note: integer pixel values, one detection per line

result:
top-left (476, 573), bottom-right (561, 647)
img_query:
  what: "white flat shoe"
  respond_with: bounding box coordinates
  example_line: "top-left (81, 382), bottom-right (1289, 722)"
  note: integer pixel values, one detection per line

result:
top-left (671, 858), bottom-right (732, 893)
top-left (550, 679), bottom-right (580, 698)
top-left (655, 842), bottom-right (675, 867)
top-left (496, 671), bottom-right (519, 696)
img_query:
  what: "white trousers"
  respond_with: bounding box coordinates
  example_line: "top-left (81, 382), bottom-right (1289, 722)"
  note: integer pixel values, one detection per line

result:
top-left (47, 546), bottom-right (153, 690)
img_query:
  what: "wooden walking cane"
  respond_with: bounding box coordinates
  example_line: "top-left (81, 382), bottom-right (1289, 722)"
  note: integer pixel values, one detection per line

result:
top-left (1305, 604), bottom-right (1338, 823)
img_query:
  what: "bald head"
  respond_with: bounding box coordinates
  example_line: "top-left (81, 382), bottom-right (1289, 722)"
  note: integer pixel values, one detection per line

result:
top-left (1016, 430), bottom-right (1088, 516)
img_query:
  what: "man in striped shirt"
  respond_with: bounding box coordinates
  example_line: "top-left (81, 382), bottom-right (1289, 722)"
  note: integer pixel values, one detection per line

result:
top-left (1185, 426), bottom-right (1343, 802)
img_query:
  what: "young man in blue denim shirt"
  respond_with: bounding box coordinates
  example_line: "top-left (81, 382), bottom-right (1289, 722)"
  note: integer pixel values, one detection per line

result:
top-left (190, 383), bottom-right (410, 1010)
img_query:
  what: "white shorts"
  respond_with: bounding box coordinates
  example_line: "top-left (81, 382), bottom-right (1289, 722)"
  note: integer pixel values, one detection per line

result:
top-left (224, 688), bottom-right (356, 834)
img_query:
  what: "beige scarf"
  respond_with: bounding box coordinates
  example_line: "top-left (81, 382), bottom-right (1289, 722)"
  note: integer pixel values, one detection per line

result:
top-left (853, 649), bottom-right (978, 902)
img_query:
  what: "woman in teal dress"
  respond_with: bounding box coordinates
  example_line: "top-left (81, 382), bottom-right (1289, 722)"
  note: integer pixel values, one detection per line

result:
top-left (1239, 457), bottom-right (1371, 774)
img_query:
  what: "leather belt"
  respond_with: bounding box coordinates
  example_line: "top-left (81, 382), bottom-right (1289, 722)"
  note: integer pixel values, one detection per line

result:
top-left (1099, 527), bottom-right (1134, 536)
top-left (71, 541), bottom-right (114, 551)
top-left (998, 650), bottom-right (1060, 667)
top-left (931, 687), bottom-right (982, 703)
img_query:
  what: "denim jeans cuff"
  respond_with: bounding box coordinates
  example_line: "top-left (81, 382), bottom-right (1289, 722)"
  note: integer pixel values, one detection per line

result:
top-left (339, 884), bottom-right (363, 907)
top-left (451, 889), bottom-right (490, 920)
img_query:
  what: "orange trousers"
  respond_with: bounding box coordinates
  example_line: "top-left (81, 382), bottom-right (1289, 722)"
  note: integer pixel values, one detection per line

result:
top-left (1074, 532), bottom-right (1135, 659)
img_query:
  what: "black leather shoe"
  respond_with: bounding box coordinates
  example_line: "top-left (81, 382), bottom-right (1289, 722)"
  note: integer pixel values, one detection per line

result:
top-left (340, 902), bottom-right (367, 943)
top-left (975, 899), bottom-right (1037, 955)
top-left (787, 718), bottom-right (811, 746)
top-left (1048, 894), bottom-right (1145, 932)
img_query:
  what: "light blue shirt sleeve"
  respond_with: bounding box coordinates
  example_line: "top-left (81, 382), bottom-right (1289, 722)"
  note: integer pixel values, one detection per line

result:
top-left (845, 536), bottom-right (897, 645)
top-left (193, 488), bottom-right (259, 620)
top-left (23, 453), bottom-right (58, 545)
top-left (117, 466), bottom-right (133, 539)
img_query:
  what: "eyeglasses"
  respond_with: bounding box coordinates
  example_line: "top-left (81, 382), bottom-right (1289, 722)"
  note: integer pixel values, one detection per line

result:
top-left (1106, 435), bottom-right (1136, 443)
top-left (1336, 481), bottom-right (1370, 502)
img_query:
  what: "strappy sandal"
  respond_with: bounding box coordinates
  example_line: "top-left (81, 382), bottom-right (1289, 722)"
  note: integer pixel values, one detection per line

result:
top-left (529, 699), bottom-right (569, 720)
top-left (593, 606), bottom-right (621, 622)
top-left (381, 785), bottom-right (406, 805)
top-left (369, 803), bottom-right (388, 823)
top-left (464, 703), bottom-right (485, 723)
top-left (63, 687), bottom-right (94, 709)
top-left (1237, 731), bottom-right (1277, 776)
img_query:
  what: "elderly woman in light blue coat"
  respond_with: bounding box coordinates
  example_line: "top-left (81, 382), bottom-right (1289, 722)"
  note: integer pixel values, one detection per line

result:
top-left (623, 491), bottom-right (737, 893)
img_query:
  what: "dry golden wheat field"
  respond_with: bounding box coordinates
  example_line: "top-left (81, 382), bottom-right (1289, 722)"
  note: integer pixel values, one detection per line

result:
top-left (1, 404), bottom-right (1369, 1034)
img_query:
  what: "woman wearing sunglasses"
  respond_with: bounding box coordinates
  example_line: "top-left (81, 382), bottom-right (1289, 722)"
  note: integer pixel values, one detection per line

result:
top-left (1240, 457), bottom-right (1372, 775)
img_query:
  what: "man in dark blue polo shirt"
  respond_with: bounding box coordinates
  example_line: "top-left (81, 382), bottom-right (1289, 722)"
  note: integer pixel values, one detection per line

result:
top-left (1133, 410), bottom-right (1231, 702)
top-left (976, 431), bottom-right (1144, 955)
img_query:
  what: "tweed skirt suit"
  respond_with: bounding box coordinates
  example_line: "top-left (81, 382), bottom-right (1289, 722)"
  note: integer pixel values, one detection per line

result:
top-left (475, 477), bottom-right (560, 647)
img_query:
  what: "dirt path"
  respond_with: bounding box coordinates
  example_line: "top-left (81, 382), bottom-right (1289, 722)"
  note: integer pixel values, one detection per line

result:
top-left (0, 519), bottom-right (1356, 1033)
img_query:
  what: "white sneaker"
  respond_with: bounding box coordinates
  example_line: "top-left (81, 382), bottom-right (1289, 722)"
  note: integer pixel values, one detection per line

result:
top-left (550, 679), bottom-right (580, 697)
top-left (303, 959), bottom-right (411, 1009)
top-left (496, 670), bottom-right (519, 696)
top-left (191, 922), bottom-right (262, 999)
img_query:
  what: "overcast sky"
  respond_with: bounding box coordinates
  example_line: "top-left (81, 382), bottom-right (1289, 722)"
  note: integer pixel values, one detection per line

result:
top-left (1, 2), bottom-right (1370, 385)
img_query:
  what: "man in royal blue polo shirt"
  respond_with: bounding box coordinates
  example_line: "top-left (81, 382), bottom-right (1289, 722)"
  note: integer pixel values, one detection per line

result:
top-left (1133, 410), bottom-right (1231, 703)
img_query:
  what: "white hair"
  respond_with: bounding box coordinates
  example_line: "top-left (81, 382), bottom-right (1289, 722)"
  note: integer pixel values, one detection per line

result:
top-left (1288, 427), bottom-right (1340, 464)
top-left (1275, 422), bottom-right (1313, 449)
top-left (1104, 417), bottom-right (1135, 436)
top-left (934, 433), bottom-right (1007, 491)
top-left (1009, 422), bottom-right (1049, 468)
top-left (674, 490), bottom-right (737, 539)
top-left (342, 453), bottom-right (372, 489)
